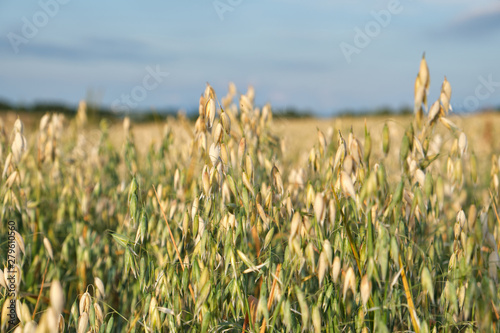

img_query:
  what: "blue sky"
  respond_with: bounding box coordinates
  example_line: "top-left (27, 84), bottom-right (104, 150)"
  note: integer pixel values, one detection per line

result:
top-left (1, 0), bottom-right (500, 116)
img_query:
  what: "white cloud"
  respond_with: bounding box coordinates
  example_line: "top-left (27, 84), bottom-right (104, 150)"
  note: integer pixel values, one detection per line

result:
top-left (452, 2), bottom-right (500, 19)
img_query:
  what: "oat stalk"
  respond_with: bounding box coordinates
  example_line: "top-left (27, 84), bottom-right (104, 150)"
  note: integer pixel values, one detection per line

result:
top-left (32, 257), bottom-right (50, 320)
top-left (399, 254), bottom-right (420, 333)
top-left (259, 263), bottom-right (281, 333)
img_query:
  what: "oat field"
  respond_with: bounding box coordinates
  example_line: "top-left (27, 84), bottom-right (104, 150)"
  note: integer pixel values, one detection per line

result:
top-left (1, 57), bottom-right (500, 332)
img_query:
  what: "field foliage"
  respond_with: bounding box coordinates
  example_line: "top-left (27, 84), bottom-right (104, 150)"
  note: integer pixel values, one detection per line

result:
top-left (1, 57), bottom-right (500, 332)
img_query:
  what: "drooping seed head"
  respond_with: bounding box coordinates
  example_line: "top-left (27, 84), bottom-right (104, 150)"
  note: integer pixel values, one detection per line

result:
top-left (328, 199), bottom-right (336, 227)
top-left (213, 123), bottom-right (223, 144)
top-left (94, 277), bottom-right (106, 299)
top-left (340, 171), bottom-right (356, 199)
top-left (43, 237), bottom-right (54, 260)
top-left (14, 231), bottom-right (25, 256)
top-left (199, 94), bottom-right (206, 117)
top-left (332, 256), bottom-right (341, 283)
top-left (439, 116), bottom-right (459, 131)
top-left (205, 98), bottom-right (216, 130)
top-left (13, 117), bottom-right (24, 134)
top-left (204, 83), bottom-right (215, 100)
top-left (11, 131), bottom-right (27, 163)
top-left (458, 132), bottom-right (467, 157)
top-left (79, 291), bottom-right (91, 314)
top-left (50, 280), bottom-right (64, 314)
top-left (209, 143), bottom-right (220, 167)
top-left (40, 113), bottom-right (51, 132)
top-left (343, 267), bottom-right (356, 301)
top-left (343, 155), bottom-right (354, 175)
top-left (414, 54), bottom-right (430, 108)
top-left (77, 312), bottom-right (89, 333)
top-left (421, 266), bottom-right (434, 304)
top-left (428, 100), bottom-right (441, 125)
top-left (440, 76), bottom-right (452, 115)
top-left (220, 111), bottom-right (231, 134)
top-left (314, 192), bottom-right (326, 225)
top-left (360, 275), bottom-right (371, 307)
top-left (238, 138), bottom-right (246, 166)
top-left (271, 166), bottom-right (284, 195)
top-left (312, 305), bottom-right (321, 333)
top-left (290, 212), bottom-right (301, 239)
top-left (94, 302), bottom-right (104, 327)
top-left (245, 154), bottom-right (254, 181)
top-left (58, 314), bottom-right (65, 333)
top-left (333, 131), bottom-right (346, 171)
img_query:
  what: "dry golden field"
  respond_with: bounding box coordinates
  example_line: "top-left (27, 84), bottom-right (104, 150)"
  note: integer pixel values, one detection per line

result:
top-left (3, 110), bottom-right (499, 168)
top-left (3, 110), bottom-right (499, 185)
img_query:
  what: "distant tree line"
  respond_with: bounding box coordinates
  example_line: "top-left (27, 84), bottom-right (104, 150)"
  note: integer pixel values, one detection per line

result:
top-left (0, 98), bottom-right (498, 121)
top-left (0, 98), bottom-right (180, 123)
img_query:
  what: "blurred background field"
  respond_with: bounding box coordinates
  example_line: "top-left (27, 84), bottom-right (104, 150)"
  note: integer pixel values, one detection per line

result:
top-left (2, 110), bottom-right (500, 155)
top-left (2, 109), bottom-right (499, 182)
